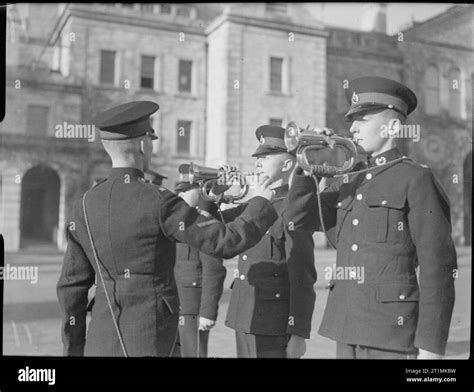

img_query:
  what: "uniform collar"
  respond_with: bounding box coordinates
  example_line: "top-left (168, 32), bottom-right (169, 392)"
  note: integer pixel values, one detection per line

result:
top-left (367, 148), bottom-right (403, 168)
top-left (109, 167), bottom-right (145, 180)
top-left (272, 184), bottom-right (289, 198)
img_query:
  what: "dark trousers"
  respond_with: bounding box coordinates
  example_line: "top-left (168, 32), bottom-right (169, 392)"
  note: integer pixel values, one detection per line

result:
top-left (235, 331), bottom-right (288, 358)
top-left (336, 342), bottom-right (418, 359)
top-left (178, 315), bottom-right (209, 358)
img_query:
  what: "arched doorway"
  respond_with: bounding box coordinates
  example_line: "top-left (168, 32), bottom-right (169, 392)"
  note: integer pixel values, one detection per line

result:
top-left (463, 151), bottom-right (472, 246)
top-left (20, 165), bottom-right (60, 248)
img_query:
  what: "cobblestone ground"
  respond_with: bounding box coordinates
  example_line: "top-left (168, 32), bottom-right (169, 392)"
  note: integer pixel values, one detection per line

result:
top-left (2, 247), bottom-right (471, 359)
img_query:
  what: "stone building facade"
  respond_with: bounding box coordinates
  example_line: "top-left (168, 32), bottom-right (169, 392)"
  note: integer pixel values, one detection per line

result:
top-left (0, 3), bottom-right (471, 251)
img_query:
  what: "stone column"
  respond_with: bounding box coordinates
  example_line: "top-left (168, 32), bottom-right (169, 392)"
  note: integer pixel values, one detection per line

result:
top-left (0, 169), bottom-right (23, 251)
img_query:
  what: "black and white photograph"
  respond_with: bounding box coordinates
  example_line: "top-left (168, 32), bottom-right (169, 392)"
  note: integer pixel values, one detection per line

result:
top-left (0, 2), bottom-right (472, 386)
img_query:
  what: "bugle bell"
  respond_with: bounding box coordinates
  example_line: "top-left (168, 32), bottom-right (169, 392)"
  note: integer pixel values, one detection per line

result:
top-left (181, 162), bottom-right (255, 203)
top-left (284, 121), bottom-right (359, 177)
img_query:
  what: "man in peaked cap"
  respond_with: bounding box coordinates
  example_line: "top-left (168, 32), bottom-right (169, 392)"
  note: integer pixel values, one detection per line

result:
top-left (173, 167), bottom-right (226, 358)
top-left (57, 101), bottom-right (278, 357)
top-left (285, 77), bottom-right (457, 359)
top-left (212, 125), bottom-right (316, 358)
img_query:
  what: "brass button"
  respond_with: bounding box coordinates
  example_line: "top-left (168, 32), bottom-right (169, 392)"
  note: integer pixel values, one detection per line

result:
top-left (381, 200), bottom-right (387, 205)
top-left (242, 255), bottom-right (248, 261)
top-left (275, 293), bottom-right (280, 298)
top-left (351, 244), bottom-right (358, 252)
top-left (192, 282), bottom-right (197, 286)
top-left (352, 219), bottom-right (359, 226)
top-left (366, 173), bottom-right (372, 180)
top-left (240, 274), bottom-right (245, 280)
top-left (356, 193), bottom-right (363, 200)
top-left (399, 294), bottom-right (406, 300)
top-left (337, 202), bottom-right (342, 207)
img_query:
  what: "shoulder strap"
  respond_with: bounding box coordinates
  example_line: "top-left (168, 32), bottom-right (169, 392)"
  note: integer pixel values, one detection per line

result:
top-left (82, 191), bottom-right (128, 357)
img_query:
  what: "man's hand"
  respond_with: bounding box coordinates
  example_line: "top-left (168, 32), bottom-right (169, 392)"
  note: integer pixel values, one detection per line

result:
top-left (417, 349), bottom-right (442, 360)
top-left (286, 335), bottom-right (306, 358)
top-left (252, 176), bottom-right (275, 201)
top-left (312, 127), bottom-right (334, 137)
top-left (198, 317), bottom-right (216, 331)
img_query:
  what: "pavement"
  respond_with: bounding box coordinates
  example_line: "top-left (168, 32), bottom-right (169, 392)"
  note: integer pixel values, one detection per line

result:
top-left (2, 246), bottom-right (471, 359)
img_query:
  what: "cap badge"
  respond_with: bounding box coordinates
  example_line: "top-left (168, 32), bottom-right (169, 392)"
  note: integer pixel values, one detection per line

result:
top-left (259, 136), bottom-right (265, 145)
top-left (352, 92), bottom-right (360, 104)
top-left (375, 156), bottom-right (387, 166)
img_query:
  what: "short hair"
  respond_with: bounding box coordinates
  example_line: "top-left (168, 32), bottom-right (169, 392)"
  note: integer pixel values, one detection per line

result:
top-left (364, 107), bottom-right (407, 124)
top-left (101, 137), bottom-right (143, 158)
top-left (381, 108), bottom-right (407, 124)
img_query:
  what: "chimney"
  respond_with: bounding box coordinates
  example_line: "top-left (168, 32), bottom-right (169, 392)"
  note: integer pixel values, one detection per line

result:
top-left (361, 3), bottom-right (387, 34)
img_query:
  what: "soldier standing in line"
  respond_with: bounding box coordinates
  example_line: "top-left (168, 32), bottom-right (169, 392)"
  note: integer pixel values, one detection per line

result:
top-left (284, 77), bottom-right (457, 359)
top-left (57, 101), bottom-right (278, 357)
top-left (173, 177), bottom-right (226, 358)
top-left (213, 125), bottom-right (317, 358)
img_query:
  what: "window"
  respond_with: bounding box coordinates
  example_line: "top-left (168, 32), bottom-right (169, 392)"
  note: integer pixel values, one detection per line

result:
top-left (337, 78), bottom-right (348, 111)
top-left (269, 118), bottom-right (283, 127)
top-left (176, 6), bottom-right (191, 17)
top-left (26, 105), bottom-right (49, 136)
top-left (141, 55), bottom-right (155, 89)
top-left (177, 120), bottom-right (191, 155)
top-left (140, 4), bottom-right (154, 13)
top-left (100, 50), bottom-right (116, 85)
top-left (160, 4), bottom-right (171, 14)
top-left (448, 67), bottom-right (462, 118)
top-left (270, 57), bottom-right (283, 93)
top-left (178, 60), bottom-right (192, 93)
top-left (424, 65), bottom-right (439, 115)
top-left (266, 3), bottom-right (287, 13)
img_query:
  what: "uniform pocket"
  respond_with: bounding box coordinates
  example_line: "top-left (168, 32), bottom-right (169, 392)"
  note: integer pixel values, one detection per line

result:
top-left (365, 193), bottom-right (407, 243)
top-left (376, 283), bottom-right (419, 303)
top-left (371, 283), bottom-right (419, 340)
top-left (254, 285), bottom-right (290, 332)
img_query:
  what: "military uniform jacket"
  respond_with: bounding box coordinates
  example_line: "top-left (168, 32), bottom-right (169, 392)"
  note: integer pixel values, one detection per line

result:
top-left (175, 201), bottom-right (226, 320)
top-left (56, 168), bottom-right (277, 357)
top-left (285, 148), bottom-right (457, 355)
top-left (224, 185), bottom-right (316, 338)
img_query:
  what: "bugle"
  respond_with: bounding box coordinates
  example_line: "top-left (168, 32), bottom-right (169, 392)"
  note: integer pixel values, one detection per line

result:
top-left (284, 121), bottom-right (359, 177)
top-left (182, 162), bottom-right (257, 203)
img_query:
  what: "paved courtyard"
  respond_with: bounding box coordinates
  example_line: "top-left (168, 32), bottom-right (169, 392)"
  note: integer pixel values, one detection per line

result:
top-left (2, 246), bottom-right (471, 359)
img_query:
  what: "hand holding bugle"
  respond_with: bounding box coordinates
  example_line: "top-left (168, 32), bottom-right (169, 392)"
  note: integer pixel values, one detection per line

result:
top-left (284, 121), bottom-right (360, 177)
top-left (179, 162), bottom-right (261, 203)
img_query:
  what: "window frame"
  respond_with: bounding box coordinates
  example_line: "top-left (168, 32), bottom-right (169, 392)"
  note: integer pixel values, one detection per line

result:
top-left (26, 104), bottom-right (50, 136)
top-left (140, 54), bottom-right (156, 90)
top-left (178, 59), bottom-right (193, 94)
top-left (424, 65), bottom-right (440, 116)
top-left (99, 49), bottom-right (117, 86)
top-left (176, 119), bottom-right (192, 156)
